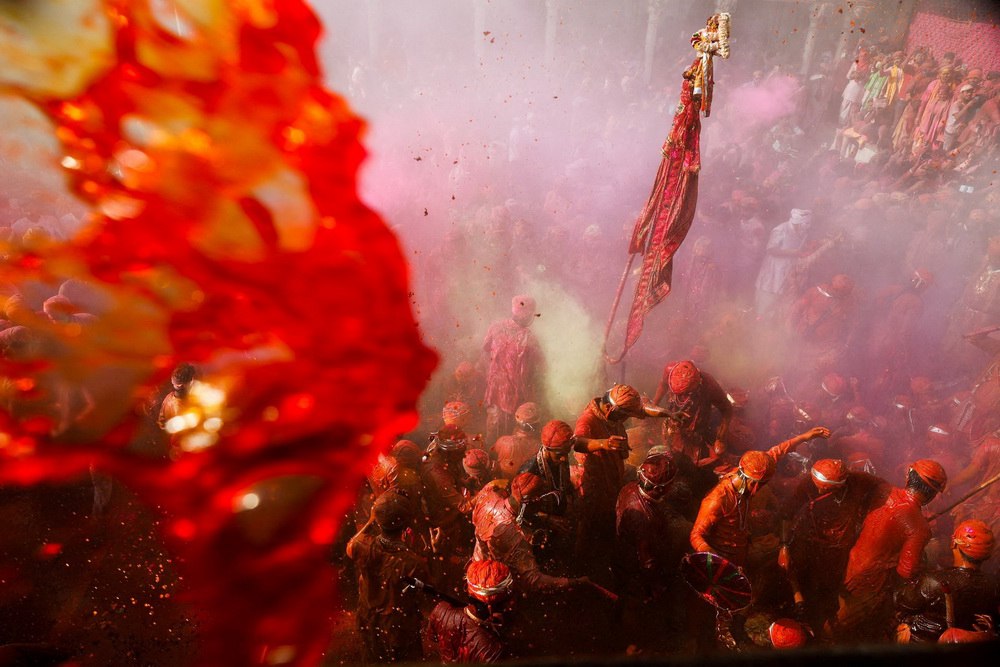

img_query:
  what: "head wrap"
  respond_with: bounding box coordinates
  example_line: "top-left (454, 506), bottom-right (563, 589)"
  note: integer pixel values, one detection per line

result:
top-left (442, 401), bottom-right (471, 427)
top-left (454, 361), bottom-right (476, 382)
top-left (909, 459), bottom-right (947, 494)
top-left (607, 384), bottom-right (643, 417)
top-left (466, 560), bottom-right (513, 604)
top-left (739, 451), bottom-right (776, 483)
top-left (909, 376), bottom-right (933, 395)
top-left (463, 448), bottom-right (493, 478)
top-left (846, 405), bottom-right (870, 423)
top-left (391, 440), bottom-right (421, 468)
top-left (667, 361), bottom-right (701, 395)
top-left (952, 519), bottom-right (994, 561)
top-left (830, 274), bottom-right (854, 297)
top-left (514, 402), bottom-right (541, 427)
top-left (821, 373), bottom-right (846, 398)
top-left (912, 268), bottom-right (933, 290)
top-left (811, 459), bottom-right (847, 489)
top-left (541, 420), bottom-right (574, 451)
top-left (769, 618), bottom-right (808, 649)
top-left (510, 472), bottom-right (544, 504)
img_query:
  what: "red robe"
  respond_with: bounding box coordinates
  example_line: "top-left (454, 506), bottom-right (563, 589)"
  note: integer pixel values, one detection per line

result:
top-left (835, 486), bottom-right (932, 640)
top-left (482, 319), bottom-right (542, 416)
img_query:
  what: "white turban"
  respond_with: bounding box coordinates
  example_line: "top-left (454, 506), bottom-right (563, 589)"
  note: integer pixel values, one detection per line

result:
top-left (789, 209), bottom-right (812, 225)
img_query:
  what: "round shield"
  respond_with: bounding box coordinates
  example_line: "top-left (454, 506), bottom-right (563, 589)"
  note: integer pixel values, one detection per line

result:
top-left (680, 551), bottom-right (752, 612)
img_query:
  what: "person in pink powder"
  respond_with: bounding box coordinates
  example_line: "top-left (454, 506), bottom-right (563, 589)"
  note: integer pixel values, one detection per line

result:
top-left (482, 295), bottom-right (545, 444)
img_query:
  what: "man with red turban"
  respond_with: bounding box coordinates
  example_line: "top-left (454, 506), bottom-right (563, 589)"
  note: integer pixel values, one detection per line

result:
top-left (615, 448), bottom-right (693, 650)
top-left (491, 401), bottom-right (541, 480)
top-left (690, 426), bottom-right (831, 565)
top-left (781, 458), bottom-right (887, 629)
top-left (425, 560), bottom-right (515, 663)
top-left (788, 273), bottom-right (858, 375)
top-left (895, 519), bottom-right (998, 643)
top-left (832, 459), bottom-right (947, 642)
top-left (472, 472), bottom-right (587, 594)
top-left (652, 360), bottom-right (733, 465)
top-left (574, 384), bottom-right (670, 577)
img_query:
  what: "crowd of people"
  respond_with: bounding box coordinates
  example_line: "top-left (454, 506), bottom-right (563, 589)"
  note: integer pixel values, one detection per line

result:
top-left (333, 30), bottom-right (1000, 665)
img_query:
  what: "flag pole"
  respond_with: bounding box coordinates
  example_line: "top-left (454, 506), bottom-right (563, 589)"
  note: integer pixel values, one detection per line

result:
top-left (600, 12), bottom-right (730, 367)
top-left (602, 253), bottom-right (637, 365)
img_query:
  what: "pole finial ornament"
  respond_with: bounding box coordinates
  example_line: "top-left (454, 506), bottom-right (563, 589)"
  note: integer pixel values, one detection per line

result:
top-left (687, 13), bottom-right (731, 117)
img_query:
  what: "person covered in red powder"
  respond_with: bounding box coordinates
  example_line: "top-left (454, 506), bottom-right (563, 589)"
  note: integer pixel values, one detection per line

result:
top-left (615, 448), bottom-right (693, 650)
top-left (425, 560), bottom-right (515, 663)
top-left (471, 472), bottom-right (587, 594)
top-left (490, 401), bottom-right (542, 480)
top-left (574, 383), bottom-right (670, 576)
top-left (421, 424), bottom-right (475, 585)
top-left (519, 419), bottom-right (576, 517)
top-left (481, 294), bottom-right (545, 444)
top-left (781, 458), bottom-right (888, 630)
top-left (832, 459), bottom-right (947, 642)
top-left (690, 426), bottom-right (831, 566)
top-left (652, 359), bottom-right (733, 465)
top-left (346, 491), bottom-right (429, 664)
top-left (866, 268), bottom-right (934, 395)
top-left (787, 273), bottom-right (858, 376)
top-left (895, 519), bottom-right (999, 643)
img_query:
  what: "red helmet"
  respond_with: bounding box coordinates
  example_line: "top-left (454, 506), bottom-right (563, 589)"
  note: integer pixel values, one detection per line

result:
top-left (909, 459), bottom-right (947, 494)
top-left (607, 384), bottom-right (643, 417)
top-left (510, 472), bottom-right (545, 504)
top-left (769, 618), bottom-right (808, 649)
top-left (952, 519), bottom-right (994, 561)
top-left (466, 560), bottom-right (513, 604)
top-left (811, 459), bottom-right (848, 490)
top-left (668, 361), bottom-right (701, 394)
top-left (738, 450), bottom-right (776, 483)
top-left (541, 419), bottom-right (574, 451)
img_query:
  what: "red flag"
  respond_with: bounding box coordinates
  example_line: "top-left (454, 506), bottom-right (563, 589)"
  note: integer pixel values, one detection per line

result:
top-left (622, 67), bottom-right (704, 353)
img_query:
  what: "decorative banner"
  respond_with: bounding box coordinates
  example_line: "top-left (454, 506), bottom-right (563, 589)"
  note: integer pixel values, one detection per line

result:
top-left (0, 1), bottom-right (437, 665)
top-left (906, 12), bottom-right (1000, 73)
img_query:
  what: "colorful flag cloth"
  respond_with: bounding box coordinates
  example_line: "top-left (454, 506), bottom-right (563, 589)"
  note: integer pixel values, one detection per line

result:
top-left (622, 66), bottom-right (704, 353)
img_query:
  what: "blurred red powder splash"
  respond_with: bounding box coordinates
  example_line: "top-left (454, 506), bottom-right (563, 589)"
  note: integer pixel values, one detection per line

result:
top-left (0, 1), bottom-right (436, 664)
